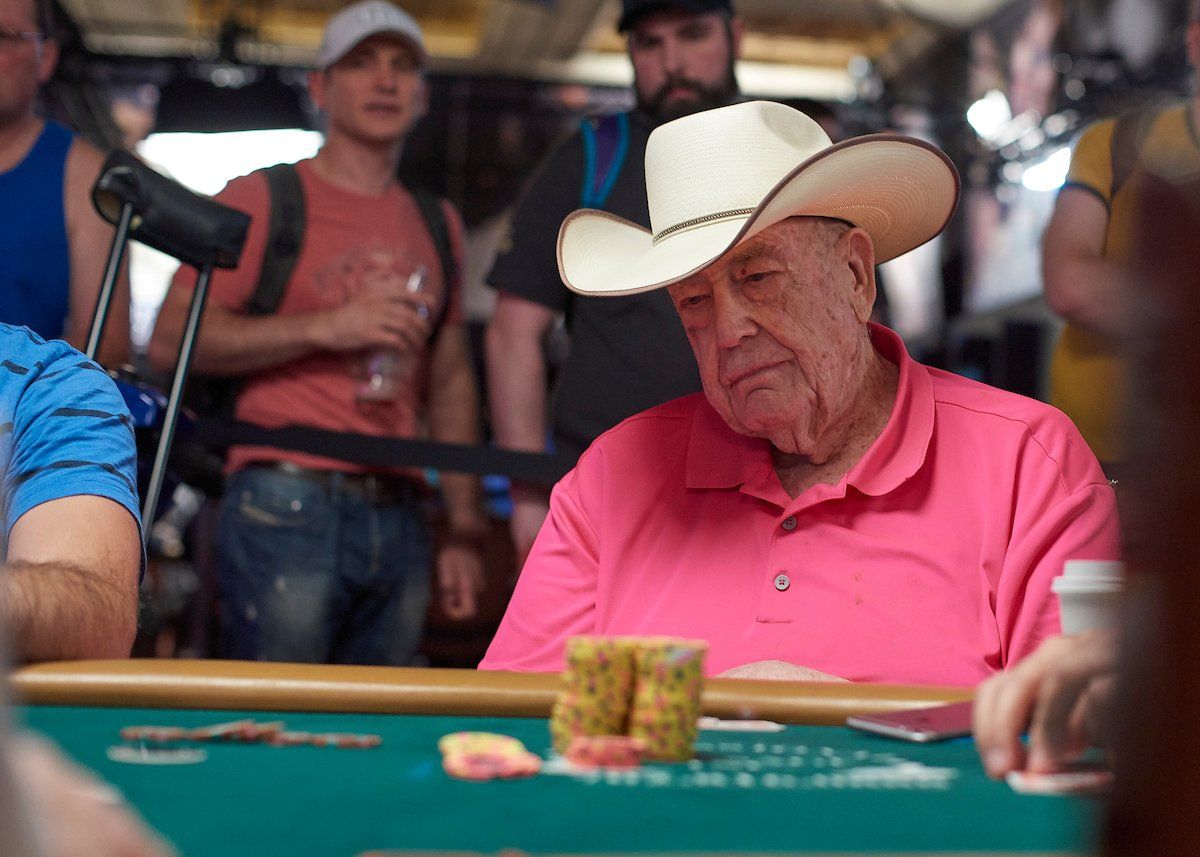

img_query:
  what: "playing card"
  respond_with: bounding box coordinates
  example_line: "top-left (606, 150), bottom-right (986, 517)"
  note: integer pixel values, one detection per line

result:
top-left (1005, 766), bottom-right (1113, 796)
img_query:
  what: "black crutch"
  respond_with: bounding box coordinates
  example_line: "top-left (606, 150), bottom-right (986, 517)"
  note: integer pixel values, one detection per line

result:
top-left (86, 150), bottom-right (250, 543)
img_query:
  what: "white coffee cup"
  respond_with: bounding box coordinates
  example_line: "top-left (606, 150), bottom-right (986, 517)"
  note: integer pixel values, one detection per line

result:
top-left (1052, 560), bottom-right (1124, 635)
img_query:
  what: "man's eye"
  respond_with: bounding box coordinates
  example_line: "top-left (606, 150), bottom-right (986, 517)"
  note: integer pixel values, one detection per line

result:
top-left (680, 294), bottom-right (709, 309)
top-left (743, 272), bottom-right (773, 284)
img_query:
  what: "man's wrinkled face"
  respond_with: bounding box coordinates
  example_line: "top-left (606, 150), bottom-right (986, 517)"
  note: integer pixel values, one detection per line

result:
top-left (666, 218), bottom-right (876, 454)
top-left (628, 9), bottom-right (741, 123)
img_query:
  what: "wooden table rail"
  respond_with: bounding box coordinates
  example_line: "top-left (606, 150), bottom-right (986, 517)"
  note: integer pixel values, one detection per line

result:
top-left (9, 660), bottom-right (971, 725)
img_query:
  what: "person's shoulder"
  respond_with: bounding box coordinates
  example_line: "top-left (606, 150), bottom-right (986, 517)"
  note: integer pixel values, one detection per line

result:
top-left (61, 136), bottom-right (109, 212)
top-left (1076, 115), bottom-right (1117, 145)
top-left (523, 115), bottom-right (600, 178)
top-left (927, 365), bottom-right (1066, 427)
top-left (924, 366), bottom-right (1102, 484)
top-left (215, 162), bottom-right (280, 211)
top-left (1069, 116), bottom-right (1119, 161)
top-left (64, 134), bottom-right (106, 175)
top-left (1154, 101), bottom-right (1190, 129)
top-left (0, 323), bottom-right (75, 368)
top-left (603, 393), bottom-right (703, 436)
top-left (572, 394), bottom-right (703, 469)
top-left (0, 324), bottom-right (122, 406)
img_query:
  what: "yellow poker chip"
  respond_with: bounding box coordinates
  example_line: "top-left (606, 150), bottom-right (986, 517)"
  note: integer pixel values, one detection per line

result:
top-left (442, 749), bottom-right (542, 781)
top-left (437, 731), bottom-right (526, 758)
top-left (438, 732), bottom-right (542, 781)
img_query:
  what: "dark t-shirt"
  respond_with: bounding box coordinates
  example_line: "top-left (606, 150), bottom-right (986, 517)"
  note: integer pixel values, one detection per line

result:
top-left (488, 111), bottom-right (701, 462)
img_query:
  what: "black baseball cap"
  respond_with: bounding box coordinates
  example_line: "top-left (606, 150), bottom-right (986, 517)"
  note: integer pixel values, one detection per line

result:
top-left (617, 0), bottom-right (734, 32)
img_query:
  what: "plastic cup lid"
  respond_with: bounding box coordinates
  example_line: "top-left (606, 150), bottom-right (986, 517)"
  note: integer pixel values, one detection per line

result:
top-left (1062, 559), bottom-right (1124, 580)
top-left (1052, 575), bottom-right (1123, 594)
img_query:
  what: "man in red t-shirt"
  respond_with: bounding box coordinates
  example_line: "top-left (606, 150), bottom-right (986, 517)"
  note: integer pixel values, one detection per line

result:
top-left (149, 1), bottom-right (485, 665)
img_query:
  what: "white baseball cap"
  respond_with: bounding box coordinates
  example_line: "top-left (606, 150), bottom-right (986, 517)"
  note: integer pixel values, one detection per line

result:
top-left (316, 1), bottom-right (426, 70)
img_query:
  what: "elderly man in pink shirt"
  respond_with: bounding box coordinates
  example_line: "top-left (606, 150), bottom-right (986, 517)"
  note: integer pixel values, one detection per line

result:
top-left (481, 101), bottom-right (1119, 687)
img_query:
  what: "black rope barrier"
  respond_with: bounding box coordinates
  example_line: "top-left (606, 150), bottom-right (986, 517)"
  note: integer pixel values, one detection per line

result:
top-left (193, 419), bottom-right (572, 487)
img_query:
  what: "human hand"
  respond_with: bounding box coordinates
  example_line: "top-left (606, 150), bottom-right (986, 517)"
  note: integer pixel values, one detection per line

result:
top-left (11, 733), bottom-right (177, 857)
top-left (319, 284), bottom-right (432, 355)
top-left (717, 660), bottom-right (848, 682)
top-left (436, 542), bottom-right (484, 620)
top-left (973, 629), bottom-right (1117, 779)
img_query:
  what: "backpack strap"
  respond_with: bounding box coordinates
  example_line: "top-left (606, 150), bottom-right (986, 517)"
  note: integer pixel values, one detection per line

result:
top-left (250, 162), bottom-right (306, 316)
top-left (579, 112), bottom-right (630, 208)
top-left (405, 183), bottom-right (457, 340)
top-left (1110, 104), bottom-right (1163, 200)
top-left (185, 162), bottom-right (304, 430)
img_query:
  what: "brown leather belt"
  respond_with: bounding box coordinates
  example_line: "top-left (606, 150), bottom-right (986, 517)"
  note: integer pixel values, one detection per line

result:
top-left (247, 460), bottom-right (422, 507)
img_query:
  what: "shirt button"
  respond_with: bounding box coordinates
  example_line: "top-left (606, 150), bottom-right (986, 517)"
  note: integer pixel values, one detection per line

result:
top-left (781, 516), bottom-right (797, 531)
top-left (774, 573), bottom-right (791, 592)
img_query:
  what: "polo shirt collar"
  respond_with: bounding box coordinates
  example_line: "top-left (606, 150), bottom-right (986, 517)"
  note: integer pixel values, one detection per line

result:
top-left (684, 324), bottom-right (935, 499)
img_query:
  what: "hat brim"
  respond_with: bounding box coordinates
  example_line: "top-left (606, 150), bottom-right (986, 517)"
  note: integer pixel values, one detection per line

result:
top-left (557, 134), bottom-right (960, 297)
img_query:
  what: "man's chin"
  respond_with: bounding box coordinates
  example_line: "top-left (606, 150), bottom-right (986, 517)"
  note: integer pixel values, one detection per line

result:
top-left (644, 87), bottom-right (739, 123)
top-left (655, 96), bottom-right (724, 122)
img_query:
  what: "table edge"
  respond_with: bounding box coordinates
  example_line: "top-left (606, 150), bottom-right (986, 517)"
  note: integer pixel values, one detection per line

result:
top-left (10, 660), bottom-right (971, 724)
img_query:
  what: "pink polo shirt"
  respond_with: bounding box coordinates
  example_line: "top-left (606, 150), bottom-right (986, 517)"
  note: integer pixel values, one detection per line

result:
top-left (481, 326), bottom-right (1120, 686)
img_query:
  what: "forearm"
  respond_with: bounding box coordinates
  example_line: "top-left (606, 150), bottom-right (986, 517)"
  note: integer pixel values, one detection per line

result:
top-left (194, 311), bottom-right (334, 375)
top-left (485, 324), bottom-right (549, 453)
top-left (150, 304), bottom-right (332, 376)
top-left (0, 561), bottom-right (137, 662)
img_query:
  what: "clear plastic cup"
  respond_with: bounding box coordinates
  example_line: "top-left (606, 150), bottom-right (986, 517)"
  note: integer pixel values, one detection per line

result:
top-left (1052, 560), bottom-right (1124, 635)
top-left (356, 265), bottom-right (428, 402)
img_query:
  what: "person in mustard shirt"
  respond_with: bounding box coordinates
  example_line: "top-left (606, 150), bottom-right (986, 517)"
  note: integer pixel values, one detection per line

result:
top-left (1043, 1), bottom-right (1200, 470)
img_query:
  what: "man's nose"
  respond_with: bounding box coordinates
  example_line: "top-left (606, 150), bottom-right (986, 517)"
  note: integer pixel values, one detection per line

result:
top-left (660, 37), bottom-right (685, 76)
top-left (713, 289), bottom-right (755, 349)
top-left (373, 63), bottom-right (400, 91)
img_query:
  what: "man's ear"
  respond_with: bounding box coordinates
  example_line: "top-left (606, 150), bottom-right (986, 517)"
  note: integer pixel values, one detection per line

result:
top-left (307, 69), bottom-right (327, 112)
top-left (36, 38), bottom-right (59, 85)
top-left (844, 228), bottom-right (877, 324)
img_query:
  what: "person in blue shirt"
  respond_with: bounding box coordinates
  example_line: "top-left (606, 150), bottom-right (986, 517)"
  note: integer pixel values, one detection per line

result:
top-left (0, 0), bottom-right (130, 365)
top-left (0, 323), bottom-right (141, 661)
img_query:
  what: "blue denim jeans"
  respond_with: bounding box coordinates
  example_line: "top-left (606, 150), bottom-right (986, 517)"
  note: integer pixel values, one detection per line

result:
top-left (215, 466), bottom-right (431, 665)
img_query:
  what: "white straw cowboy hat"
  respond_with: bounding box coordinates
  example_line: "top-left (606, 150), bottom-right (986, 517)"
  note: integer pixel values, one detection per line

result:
top-left (557, 100), bottom-right (959, 296)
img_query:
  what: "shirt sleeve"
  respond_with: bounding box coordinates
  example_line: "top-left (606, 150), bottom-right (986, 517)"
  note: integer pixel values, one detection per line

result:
top-left (4, 347), bottom-right (141, 541)
top-left (1063, 119), bottom-right (1117, 207)
top-left (995, 429), bottom-right (1121, 667)
top-left (479, 464), bottom-right (600, 671)
top-left (166, 171), bottom-right (271, 312)
top-left (485, 130), bottom-right (587, 314)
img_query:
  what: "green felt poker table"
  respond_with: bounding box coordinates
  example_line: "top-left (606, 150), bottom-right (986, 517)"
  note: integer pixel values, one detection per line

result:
top-left (10, 660), bottom-right (1098, 856)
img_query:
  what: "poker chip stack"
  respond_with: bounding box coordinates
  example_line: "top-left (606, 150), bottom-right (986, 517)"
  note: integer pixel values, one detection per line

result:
top-left (438, 731), bottom-right (542, 781)
top-left (627, 638), bottom-right (707, 762)
top-left (550, 635), bottom-right (707, 764)
top-left (549, 635), bottom-right (637, 755)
